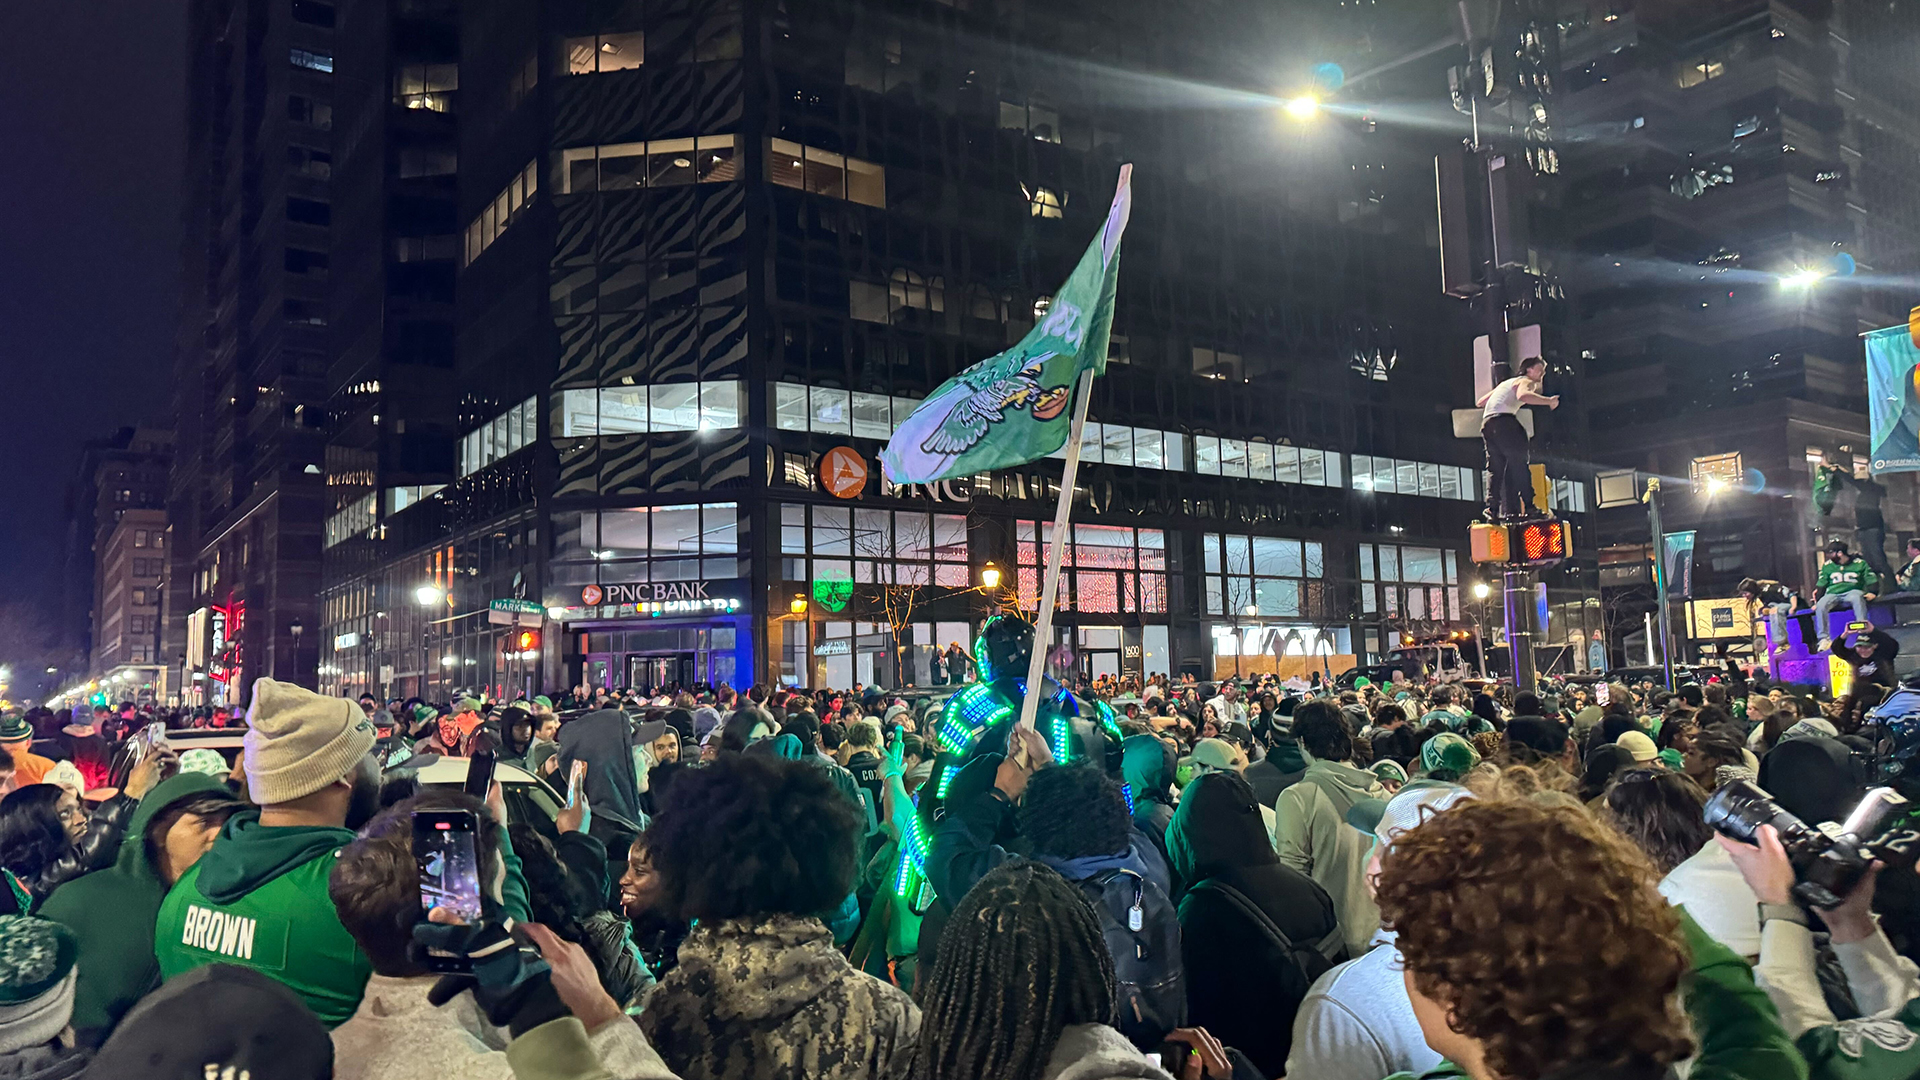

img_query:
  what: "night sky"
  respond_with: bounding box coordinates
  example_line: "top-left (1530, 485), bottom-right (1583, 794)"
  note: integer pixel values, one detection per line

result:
top-left (0, 4), bottom-right (186, 625)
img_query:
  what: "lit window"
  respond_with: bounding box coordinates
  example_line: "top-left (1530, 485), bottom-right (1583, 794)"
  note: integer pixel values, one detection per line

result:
top-left (768, 139), bottom-right (886, 207)
top-left (291, 48), bottom-right (334, 73)
top-left (557, 135), bottom-right (737, 195)
top-left (566, 32), bottom-right (644, 75)
top-left (464, 160), bottom-right (539, 264)
top-left (393, 63), bottom-right (458, 111)
top-left (1690, 452), bottom-right (1742, 490)
top-left (1026, 186), bottom-right (1065, 218)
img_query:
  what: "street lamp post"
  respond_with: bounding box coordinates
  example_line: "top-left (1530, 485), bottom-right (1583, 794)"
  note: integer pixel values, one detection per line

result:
top-left (289, 618), bottom-right (304, 688)
top-left (416, 585), bottom-right (446, 701)
top-left (1644, 477), bottom-right (1676, 691)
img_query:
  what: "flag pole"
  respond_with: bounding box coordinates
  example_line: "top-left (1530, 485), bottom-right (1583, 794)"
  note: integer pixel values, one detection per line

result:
top-left (1017, 366), bottom-right (1097, 732)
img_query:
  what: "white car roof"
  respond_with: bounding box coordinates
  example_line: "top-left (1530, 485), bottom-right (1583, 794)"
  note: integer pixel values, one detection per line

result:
top-left (409, 756), bottom-right (540, 786)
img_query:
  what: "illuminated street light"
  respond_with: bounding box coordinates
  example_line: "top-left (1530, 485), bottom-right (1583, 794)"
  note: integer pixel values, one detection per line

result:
top-left (441, 655), bottom-right (457, 667)
top-left (415, 585), bottom-right (445, 607)
top-left (1472, 582), bottom-right (1491, 600)
top-left (1705, 476), bottom-right (1729, 496)
top-left (1283, 94), bottom-right (1320, 120)
top-left (1779, 268), bottom-right (1826, 289)
top-left (980, 562), bottom-right (1003, 590)
top-left (788, 594), bottom-right (808, 616)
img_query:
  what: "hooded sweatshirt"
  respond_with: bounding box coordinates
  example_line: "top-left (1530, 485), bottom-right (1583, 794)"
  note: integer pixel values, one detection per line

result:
top-left (1041, 1023), bottom-right (1176, 1080)
top-left (1167, 772), bottom-right (1337, 1077)
top-left (1273, 758), bottom-right (1388, 958)
top-left (40, 773), bottom-right (229, 1045)
top-left (1244, 734), bottom-right (1309, 807)
top-left (639, 913), bottom-right (919, 1080)
top-left (554, 710), bottom-right (644, 833)
top-left (154, 812), bottom-right (372, 1027)
top-left (1122, 735), bottom-right (1178, 871)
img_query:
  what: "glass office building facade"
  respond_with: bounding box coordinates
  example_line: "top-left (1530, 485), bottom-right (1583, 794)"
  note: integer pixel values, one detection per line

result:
top-left (317, 0), bottom-right (1595, 698)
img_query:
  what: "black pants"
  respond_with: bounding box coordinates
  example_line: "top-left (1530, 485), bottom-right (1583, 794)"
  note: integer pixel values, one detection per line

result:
top-left (1482, 413), bottom-right (1535, 518)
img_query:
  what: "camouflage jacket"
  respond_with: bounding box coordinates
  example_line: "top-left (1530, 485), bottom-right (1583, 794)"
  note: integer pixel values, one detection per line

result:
top-left (638, 913), bottom-right (920, 1080)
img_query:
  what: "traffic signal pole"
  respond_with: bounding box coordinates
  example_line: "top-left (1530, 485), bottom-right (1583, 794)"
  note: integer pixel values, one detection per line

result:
top-left (1644, 476), bottom-right (1676, 691)
top-left (1504, 567), bottom-right (1538, 693)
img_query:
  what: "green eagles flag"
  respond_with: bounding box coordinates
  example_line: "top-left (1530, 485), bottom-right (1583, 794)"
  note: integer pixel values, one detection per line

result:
top-left (881, 165), bottom-right (1133, 485)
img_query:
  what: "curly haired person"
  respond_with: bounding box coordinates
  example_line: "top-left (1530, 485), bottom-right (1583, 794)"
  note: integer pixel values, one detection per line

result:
top-left (638, 755), bottom-right (919, 1080)
top-left (1373, 799), bottom-right (1699, 1080)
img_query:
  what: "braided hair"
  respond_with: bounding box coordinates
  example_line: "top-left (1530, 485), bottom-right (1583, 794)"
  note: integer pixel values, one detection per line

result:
top-left (909, 860), bottom-right (1116, 1080)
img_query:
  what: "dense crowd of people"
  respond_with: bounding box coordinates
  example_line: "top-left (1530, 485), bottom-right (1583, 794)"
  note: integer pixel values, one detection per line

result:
top-left (3, 629), bottom-right (1920, 1079)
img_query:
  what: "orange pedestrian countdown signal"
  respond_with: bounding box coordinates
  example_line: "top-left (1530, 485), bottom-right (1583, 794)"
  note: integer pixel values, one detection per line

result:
top-left (1469, 519), bottom-right (1571, 567)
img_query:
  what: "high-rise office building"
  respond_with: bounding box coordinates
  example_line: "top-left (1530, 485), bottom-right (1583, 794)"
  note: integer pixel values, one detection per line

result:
top-left (1554, 0), bottom-right (1920, 663)
top-left (170, 0), bottom-right (339, 704)
top-left (318, 0), bottom-right (1599, 699)
top-left (317, 0), bottom-right (464, 693)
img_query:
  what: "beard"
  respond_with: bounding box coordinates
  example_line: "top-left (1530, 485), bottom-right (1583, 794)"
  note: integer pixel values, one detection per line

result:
top-left (345, 759), bottom-right (384, 832)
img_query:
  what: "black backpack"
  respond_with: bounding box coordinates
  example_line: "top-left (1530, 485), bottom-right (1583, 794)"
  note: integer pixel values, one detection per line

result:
top-left (1077, 867), bottom-right (1187, 1049)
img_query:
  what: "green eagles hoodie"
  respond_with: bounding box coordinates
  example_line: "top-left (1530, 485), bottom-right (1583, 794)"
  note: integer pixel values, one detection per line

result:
top-left (41, 773), bottom-right (231, 1045)
top-left (154, 811), bottom-right (373, 1028)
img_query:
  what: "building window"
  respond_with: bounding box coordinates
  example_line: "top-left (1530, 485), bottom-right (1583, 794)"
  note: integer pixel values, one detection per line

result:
top-left (385, 485), bottom-right (445, 514)
top-left (557, 382), bottom-right (743, 439)
top-left (1690, 452), bottom-right (1742, 491)
top-left (288, 95), bottom-right (331, 130)
top-left (134, 530), bottom-right (149, 548)
top-left (394, 63), bottom-right (458, 111)
top-left (399, 146), bottom-right (459, 178)
top-left (291, 48), bottom-right (334, 73)
top-left (464, 161), bottom-right (539, 265)
top-left (565, 33), bottom-right (645, 75)
top-left (393, 236), bottom-right (459, 263)
top-left (1025, 185), bottom-right (1065, 218)
top-left (458, 396), bottom-right (538, 478)
top-left (1551, 478), bottom-right (1589, 513)
top-left (131, 589), bottom-right (149, 607)
top-left (1360, 543), bottom-right (1461, 621)
top-left (781, 505), bottom-right (972, 591)
top-left (323, 494), bottom-right (378, 549)
top-left (1016, 522), bottom-right (1169, 614)
top-left (999, 101), bottom-right (1062, 143)
top-left (1192, 346), bottom-right (1242, 381)
top-left (555, 503), bottom-right (740, 584)
top-left (768, 139), bottom-right (885, 208)
top-left (288, 146), bottom-right (332, 179)
top-left (1195, 439), bottom-right (1339, 487)
top-left (1351, 455), bottom-right (1479, 502)
top-left (1204, 534), bottom-right (1324, 618)
top-left (558, 134), bottom-right (739, 195)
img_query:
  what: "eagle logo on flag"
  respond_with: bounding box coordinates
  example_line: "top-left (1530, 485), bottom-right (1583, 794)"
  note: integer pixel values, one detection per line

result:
top-left (916, 351), bottom-right (1072, 457)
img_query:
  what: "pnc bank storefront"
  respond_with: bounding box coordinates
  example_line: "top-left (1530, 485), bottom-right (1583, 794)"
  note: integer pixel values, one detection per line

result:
top-left (545, 576), bottom-right (755, 696)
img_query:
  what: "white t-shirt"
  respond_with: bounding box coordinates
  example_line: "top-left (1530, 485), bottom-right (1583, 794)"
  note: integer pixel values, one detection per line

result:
top-left (1481, 376), bottom-right (1532, 422)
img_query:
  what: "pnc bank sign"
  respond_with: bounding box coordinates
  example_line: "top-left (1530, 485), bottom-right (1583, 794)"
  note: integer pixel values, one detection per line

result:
top-left (552, 578), bottom-right (748, 618)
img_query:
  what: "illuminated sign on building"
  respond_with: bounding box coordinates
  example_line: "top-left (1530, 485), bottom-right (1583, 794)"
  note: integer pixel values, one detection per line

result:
top-left (546, 579), bottom-right (749, 620)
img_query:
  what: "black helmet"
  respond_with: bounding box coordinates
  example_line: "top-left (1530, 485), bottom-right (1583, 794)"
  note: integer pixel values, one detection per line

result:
top-left (974, 615), bottom-right (1034, 684)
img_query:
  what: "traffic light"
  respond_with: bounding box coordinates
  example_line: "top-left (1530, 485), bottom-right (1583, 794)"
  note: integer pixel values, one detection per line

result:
top-left (1514, 519), bottom-right (1572, 565)
top-left (1468, 519), bottom-right (1571, 567)
top-left (1469, 522), bottom-right (1511, 563)
top-left (514, 629), bottom-right (541, 653)
top-left (1530, 464), bottom-right (1552, 516)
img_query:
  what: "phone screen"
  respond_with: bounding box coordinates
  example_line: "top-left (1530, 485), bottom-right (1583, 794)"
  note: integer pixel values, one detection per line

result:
top-left (145, 721), bottom-right (167, 748)
top-left (413, 809), bottom-right (484, 930)
top-left (464, 750), bottom-right (496, 800)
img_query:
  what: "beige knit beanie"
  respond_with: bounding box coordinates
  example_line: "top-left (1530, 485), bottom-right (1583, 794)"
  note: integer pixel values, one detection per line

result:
top-left (243, 678), bottom-right (378, 805)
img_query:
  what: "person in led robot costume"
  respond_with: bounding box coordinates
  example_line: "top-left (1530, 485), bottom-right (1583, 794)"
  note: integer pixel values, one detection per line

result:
top-left (894, 615), bottom-right (1124, 909)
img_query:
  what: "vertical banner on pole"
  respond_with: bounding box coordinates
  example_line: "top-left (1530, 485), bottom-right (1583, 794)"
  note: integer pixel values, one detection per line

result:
top-left (1662, 530), bottom-right (1698, 599)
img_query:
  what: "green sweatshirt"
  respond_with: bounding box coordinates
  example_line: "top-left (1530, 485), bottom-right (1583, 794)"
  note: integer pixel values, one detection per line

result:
top-left (154, 812), bottom-right (372, 1028)
top-left (41, 773), bottom-right (230, 1044)
top-left (1817, 558), bottom-right (1880, 597)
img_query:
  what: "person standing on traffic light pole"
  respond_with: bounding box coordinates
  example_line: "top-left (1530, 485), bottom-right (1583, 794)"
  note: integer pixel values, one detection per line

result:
top-left (1475, 356), bottom-right (1559, 523)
